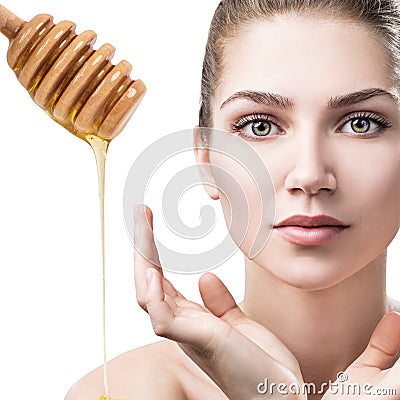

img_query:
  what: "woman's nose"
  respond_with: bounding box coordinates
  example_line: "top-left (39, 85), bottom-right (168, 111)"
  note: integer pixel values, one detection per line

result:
top-left (284, 133), bottom-right (337, 195)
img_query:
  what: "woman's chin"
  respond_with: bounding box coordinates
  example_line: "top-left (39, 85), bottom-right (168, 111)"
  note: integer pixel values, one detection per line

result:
top-left (277, 273), bottom-right (346, 291)
top-left (257, 256), bottom-right (355, 291)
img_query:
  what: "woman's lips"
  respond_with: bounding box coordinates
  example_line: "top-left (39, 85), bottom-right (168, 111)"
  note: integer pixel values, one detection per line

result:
top-left (273, 214), bottom-right (350, 246)
top-left (274, 225), bottom-right (348, 246)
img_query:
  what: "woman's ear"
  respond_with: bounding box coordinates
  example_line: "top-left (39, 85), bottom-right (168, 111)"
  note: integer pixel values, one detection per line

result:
top-left (193, 126), bottom-right (220, 200)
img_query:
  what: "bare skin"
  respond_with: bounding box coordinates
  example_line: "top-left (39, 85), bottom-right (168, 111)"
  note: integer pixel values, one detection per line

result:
top-left (65, 211), bottom-right (400, 400)
top-left (64, 297), bottom-right (400, 400)
top-left (65, 14), bottom-right (400, 400)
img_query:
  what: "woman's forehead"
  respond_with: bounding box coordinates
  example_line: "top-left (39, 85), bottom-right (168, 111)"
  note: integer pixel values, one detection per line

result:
top-left (215, 15), bottom-right (394, 108)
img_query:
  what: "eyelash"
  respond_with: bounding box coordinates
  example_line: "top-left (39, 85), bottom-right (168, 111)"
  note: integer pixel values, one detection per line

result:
top-left (229, 111), bottom-right (393, 141)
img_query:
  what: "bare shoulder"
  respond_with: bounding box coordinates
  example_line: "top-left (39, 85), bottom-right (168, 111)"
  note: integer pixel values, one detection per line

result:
top-left (64, 339), bottom-right (228, 400)
top-left (64, 340), bottom-right (187, 400)
top-left (387, 295), bottom-right (400, 313)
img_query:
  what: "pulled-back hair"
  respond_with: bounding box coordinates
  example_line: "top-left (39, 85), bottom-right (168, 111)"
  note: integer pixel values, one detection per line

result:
top-left (199, 0), bottom-right (400, 128)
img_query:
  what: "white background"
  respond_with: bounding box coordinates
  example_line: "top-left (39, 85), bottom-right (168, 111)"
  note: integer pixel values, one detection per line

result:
top-left (0, 1), bottom-right (398, 399)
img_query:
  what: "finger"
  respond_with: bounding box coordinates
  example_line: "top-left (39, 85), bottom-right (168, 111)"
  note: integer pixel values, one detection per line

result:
top-left (134, 204), bottom-right (162, 269)
top-left (133, 204), bottom-right (184, 311)
top-left (133, 204), bottom-right (162, 310)
top-left (198, 272), bottom-right (238, 318)
top-left (145, 268), bottom-right (213, 346)
top-left (199, 272), bottom-right (256, 328)
top-left (353, 311), bottom-right (400, 370)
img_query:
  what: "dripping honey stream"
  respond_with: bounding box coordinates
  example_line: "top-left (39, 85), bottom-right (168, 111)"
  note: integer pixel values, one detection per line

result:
top-left (87, 136), bottom-right (128, 400)
top-left (86, 135), bottom-right (111, 399)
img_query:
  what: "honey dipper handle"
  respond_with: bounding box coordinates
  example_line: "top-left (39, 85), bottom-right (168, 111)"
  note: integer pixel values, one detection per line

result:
top-left (0, 4), bottom-right (25, 39)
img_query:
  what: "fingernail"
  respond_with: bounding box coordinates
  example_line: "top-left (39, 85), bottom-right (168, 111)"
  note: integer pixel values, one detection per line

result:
top-left (146, 269), bottom-right (153, 285)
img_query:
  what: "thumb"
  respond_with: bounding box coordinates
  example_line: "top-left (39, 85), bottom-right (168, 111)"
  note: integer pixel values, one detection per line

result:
top-left (198, 272), bottom-right (237, 318)
top-left (354, 311), bottom-right (400, 370)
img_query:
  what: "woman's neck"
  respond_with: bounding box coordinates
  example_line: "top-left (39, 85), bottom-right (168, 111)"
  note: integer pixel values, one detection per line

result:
top-left (239, 251), bottom-right (388, 389)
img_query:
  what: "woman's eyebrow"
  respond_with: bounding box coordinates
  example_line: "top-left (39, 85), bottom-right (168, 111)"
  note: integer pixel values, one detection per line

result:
top-left (219, 88), bottom-right (400, 110)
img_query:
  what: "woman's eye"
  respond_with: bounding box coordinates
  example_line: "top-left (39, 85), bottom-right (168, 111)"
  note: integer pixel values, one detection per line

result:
top-left (340, 117), bottom-right (376, 135)
top-left (250, 121), bottom-right (272, 136)
top-left (339, 114), bottom-right (391, 136)
top-left (230, 115), bottom-right (282, 141)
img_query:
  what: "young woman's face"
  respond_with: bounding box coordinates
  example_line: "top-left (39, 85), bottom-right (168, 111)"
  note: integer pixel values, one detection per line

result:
top-left (208, 14), bottom-right (400, 289)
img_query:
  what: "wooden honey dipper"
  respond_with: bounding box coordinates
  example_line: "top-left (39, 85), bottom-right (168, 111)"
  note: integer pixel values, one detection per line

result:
top-left (0, 4), bottom-right (146, 141)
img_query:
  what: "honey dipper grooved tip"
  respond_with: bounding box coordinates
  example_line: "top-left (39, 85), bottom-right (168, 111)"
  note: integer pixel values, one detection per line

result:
top-left (0, 4), bottom-right (146, 141)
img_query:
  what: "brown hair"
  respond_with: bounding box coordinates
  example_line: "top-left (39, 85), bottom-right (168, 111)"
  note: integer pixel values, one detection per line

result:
top-left (198, 0), bottom-right (400, 129)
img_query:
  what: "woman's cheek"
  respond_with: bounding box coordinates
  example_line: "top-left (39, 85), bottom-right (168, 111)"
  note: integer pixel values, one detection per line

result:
top-left (209, 144), bottom-right (275, 256)
top-left (347, 143), bottom-right (400, 230)
top-left (217, 177), bottom-right (273, 258)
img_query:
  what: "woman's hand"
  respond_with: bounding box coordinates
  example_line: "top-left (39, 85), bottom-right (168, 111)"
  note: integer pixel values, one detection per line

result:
top-left (133, 204), bottom-right (305, 400)
top-left (321, 311), bottom-right (400, 399)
